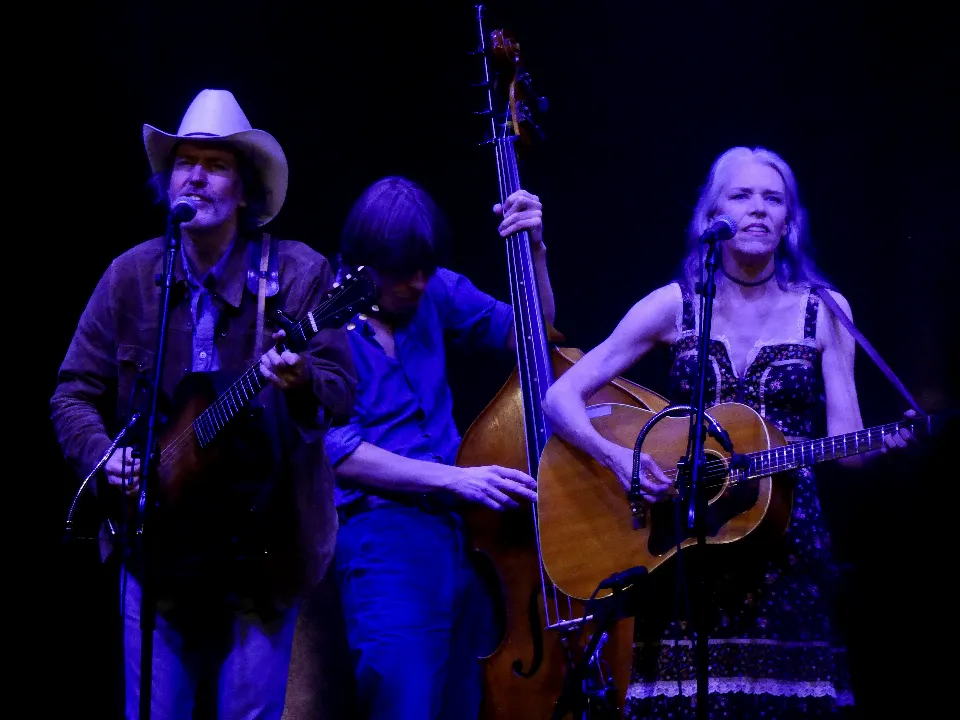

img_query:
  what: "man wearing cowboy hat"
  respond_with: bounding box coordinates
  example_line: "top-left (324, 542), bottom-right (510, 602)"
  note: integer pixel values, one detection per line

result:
top-left (50, 89), bottom-right (358, 719)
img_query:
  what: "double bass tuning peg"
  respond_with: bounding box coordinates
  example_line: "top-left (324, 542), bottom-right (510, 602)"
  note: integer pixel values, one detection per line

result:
top-left (515, 74), bottom-right (548, 113)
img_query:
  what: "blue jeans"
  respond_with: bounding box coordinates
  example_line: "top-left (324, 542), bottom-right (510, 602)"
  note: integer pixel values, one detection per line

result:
top-left (335, 504), bottom-right (497, 720)
top-left (121, 568), bottom-right (298, 719)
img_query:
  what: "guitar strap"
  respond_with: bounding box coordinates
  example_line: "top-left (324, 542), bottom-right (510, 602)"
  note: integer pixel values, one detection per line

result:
top-left (252, 233), bottom-right (273, 362)
top-left (813, 286), bottom-right (923, 414)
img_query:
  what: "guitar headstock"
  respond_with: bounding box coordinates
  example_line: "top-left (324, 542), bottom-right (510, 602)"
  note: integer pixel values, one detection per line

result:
top-left (324, 265), bottom-right (381, 321)
top-left (472, 5), bottom-right (547, 157)
top-left (275, 265), bottom-right (381, 353)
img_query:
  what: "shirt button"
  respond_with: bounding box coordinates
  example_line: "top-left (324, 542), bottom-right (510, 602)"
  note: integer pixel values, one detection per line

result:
top-left (200, 351), bottom-right (207, 359)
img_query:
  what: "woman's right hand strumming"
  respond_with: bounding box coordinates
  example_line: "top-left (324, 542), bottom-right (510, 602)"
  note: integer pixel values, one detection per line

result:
top-left (604, 443), bottom-right (675, 504)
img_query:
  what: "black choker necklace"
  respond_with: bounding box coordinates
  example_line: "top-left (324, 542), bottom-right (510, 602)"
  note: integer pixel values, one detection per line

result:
top-left (721, 267), bottom-right (776, 287)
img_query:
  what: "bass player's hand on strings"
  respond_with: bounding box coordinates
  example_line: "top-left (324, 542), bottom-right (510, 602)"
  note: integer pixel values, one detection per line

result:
top-left (440, 464), bottom-right (538, 510)
top-left (494, 189), bottom-right (545, 252)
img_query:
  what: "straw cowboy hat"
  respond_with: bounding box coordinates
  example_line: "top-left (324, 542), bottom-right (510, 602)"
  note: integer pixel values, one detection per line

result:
top-left (142, 89), bottom-right (288, 226)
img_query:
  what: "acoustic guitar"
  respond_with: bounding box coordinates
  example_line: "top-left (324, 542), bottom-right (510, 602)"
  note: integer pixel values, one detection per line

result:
top-left (536, 400), bottom-right (949, 601)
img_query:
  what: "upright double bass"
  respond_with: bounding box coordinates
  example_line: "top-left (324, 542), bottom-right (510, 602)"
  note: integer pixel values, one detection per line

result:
top-left (456, 8), bottom-right (668, 718)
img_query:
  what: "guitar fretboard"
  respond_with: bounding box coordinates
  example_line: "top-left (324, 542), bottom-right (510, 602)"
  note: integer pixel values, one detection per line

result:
top-left (192, 311), bottom-right (317, 448)
top-left (193, 364), bottom-right (270, 448)
top-left (738, 419), bottom-right (916, 480)
top-left (187, 273), bottom-right (368, 449)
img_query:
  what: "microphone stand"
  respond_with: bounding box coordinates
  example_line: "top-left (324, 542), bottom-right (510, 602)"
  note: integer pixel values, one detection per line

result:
top-left (135, 210), bottom-right (184, 720)
top-left (684, 232), bottom-right (724, 720)
top-left (629, 400), bottom-right (733, 719)
top-left (550, 568), bottom-right (648, 720)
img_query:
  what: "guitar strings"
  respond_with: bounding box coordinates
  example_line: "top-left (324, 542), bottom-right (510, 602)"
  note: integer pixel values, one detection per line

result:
top-left (639, 439), bottom-right (890, 496)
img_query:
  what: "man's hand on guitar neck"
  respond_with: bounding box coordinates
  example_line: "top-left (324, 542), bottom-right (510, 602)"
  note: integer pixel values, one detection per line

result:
top-left (259, 329), bottom-right (310, 390)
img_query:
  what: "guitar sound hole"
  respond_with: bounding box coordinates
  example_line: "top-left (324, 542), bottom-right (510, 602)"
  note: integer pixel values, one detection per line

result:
top-left (697, 449), bottom-right (729, 504)
top-left (647, 450), bottom-right (736, 556)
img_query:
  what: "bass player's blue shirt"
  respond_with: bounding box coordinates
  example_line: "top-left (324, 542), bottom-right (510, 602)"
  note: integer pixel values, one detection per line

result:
top-left (326, 267), bottom-right (514, 509)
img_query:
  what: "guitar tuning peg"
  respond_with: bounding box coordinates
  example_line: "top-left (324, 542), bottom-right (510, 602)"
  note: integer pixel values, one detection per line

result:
top-left (370, 304), bottom-right (379, 312)
top-left (332, 282), bottom-right (340, 288)
top-left (345, 273), bottom-right (353, 280)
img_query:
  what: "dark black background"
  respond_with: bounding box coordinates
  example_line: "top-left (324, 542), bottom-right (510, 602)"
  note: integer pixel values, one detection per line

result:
top-left (34, 1), bottom-right (956, 716)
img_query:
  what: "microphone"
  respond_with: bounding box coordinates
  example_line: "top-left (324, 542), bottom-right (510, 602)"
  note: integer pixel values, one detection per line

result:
top-left (702, 412), bottom-right (734, 453)
top-left (169, 197), bottom-right (198, 223)
top-left (699, 215), bottom-right (737, 243)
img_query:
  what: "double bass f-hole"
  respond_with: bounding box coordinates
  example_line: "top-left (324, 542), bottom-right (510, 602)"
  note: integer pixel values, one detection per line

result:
top-left (513, 586), bottom-right (545, 677)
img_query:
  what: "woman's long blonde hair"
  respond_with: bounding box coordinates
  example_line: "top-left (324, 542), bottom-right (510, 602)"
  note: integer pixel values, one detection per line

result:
top-left (681, 146), bottom-right (831, 292)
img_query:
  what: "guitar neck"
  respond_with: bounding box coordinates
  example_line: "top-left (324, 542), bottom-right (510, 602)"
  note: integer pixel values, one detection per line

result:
top-left (190, 310), bottom-right (323, 449)
top-left (187, 268), bottom-right (375, 450)
top-left (744, 417), bottom-right (922, 478)
top-left (192, 364), bottom-right (270, 449)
